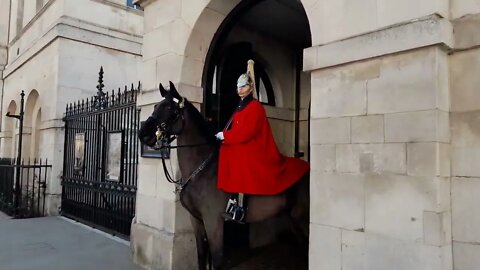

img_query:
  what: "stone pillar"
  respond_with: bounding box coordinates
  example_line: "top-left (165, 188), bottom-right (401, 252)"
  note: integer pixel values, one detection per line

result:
top-left (450, 1), bottom-right (480, 268)
top-left (305, 12), bottom-right (453, 270)
top-left (131, 0), bottom-right (243, 268)
top-left (131, 0), bottom-right (205, 269)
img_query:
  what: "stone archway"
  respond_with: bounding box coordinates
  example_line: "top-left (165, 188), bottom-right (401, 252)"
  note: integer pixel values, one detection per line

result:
top-left (23, 89), bottom-right (39, 159)
top-left (179, 0), bottom-right (313, 267)
top-left (1, 101), bottom-right (17, 158)
top-left (133, 0), bottom-right (313, 269)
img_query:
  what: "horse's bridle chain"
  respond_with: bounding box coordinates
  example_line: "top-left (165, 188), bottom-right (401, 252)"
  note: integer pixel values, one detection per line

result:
top-left (174, 152), bottom-right (214, 193)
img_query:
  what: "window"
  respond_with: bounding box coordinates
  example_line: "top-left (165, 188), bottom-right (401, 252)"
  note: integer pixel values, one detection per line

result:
top-left (126, 0), bottom-right (142, 9)
top-left (254, 65), bottom-right (275, 106)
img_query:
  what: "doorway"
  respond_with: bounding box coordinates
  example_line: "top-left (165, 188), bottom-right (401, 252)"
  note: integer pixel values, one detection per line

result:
top-left (201, 0), bottom-right (312, 268)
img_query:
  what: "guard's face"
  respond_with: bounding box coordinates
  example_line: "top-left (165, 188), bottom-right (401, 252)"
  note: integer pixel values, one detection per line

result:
top-left (237, 84), bottom-right (251, 98)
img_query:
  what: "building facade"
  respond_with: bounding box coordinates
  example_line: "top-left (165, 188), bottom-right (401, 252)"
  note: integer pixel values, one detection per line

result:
top-left (2, 0), bottom-right (480, 269)
top-left (0, 0), bottom-right (143, 215)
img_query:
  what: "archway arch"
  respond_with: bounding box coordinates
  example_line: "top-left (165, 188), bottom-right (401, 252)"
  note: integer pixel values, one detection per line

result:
top-left (31, 108), bottom-right (42, 159)
top-left (179, 0), bottom-right (312, 266)
top-left (23, 89), bottom-right (40, 159)
top-left (1, 101), bottom-right (17, 158)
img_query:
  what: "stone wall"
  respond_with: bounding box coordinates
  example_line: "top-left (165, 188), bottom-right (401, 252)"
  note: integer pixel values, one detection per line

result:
top-left (308, 47), bottom-right (451, 270)
top-left (450, 9), bottom-right (480, 269)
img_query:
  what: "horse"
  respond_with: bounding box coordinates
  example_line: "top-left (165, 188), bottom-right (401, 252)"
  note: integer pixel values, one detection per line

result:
top-left (138, 82), bottom-right (309, 270)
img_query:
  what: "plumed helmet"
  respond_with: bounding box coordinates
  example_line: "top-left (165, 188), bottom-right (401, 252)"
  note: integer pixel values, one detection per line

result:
top-left (236, 59), bottom-right (257, 98)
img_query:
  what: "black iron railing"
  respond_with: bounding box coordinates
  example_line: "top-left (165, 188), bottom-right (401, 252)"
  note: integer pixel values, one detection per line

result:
top-left (0, 158), bottom-right (50, 218)
top-left (61, 67), bottom-right (140, 237)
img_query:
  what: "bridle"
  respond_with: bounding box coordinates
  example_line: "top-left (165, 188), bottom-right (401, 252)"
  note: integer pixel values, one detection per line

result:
top-left (149, 97), bottom-right (214, 193)
top-left (151, 97), bottom-right (186, 150)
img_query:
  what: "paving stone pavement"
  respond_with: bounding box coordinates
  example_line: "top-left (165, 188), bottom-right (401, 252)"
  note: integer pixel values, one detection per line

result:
top-left (0, 215), bottom-right (141, 270)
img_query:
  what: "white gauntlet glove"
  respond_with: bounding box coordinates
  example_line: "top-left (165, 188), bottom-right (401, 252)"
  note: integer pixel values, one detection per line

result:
top-left (215, 132), bottom-right (224, 141)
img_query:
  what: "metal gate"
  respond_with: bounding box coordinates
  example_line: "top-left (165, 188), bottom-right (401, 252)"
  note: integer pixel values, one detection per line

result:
top-left (61, 68), bottom-right (140, 237)
top-left (0, 158), bottom-right (49, 218)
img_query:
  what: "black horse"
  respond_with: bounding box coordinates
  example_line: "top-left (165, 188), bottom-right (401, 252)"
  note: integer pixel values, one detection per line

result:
top-left (138, 82), bottom-right (309, 270)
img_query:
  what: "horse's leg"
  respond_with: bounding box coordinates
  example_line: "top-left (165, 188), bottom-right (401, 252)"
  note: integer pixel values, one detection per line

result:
top-left (191, 217), bottom-right (209, 270)
top-left (204, 214), bottom-right (225, 270)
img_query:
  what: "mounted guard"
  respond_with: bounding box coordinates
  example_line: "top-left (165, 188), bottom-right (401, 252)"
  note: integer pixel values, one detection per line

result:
top-left (215, 60), bottom-right (310, 222)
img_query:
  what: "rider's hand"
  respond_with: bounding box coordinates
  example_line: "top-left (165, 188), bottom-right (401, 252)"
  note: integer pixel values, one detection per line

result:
top-left (215, 132), bottom-right (224, 141)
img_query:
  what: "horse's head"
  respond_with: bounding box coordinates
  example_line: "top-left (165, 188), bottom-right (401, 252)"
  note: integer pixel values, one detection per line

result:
top-left (138, 81), bottom-right (185, 148)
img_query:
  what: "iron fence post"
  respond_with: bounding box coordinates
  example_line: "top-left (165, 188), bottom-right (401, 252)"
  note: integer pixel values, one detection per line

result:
top-left (10, 91), bottom-right (25, 216)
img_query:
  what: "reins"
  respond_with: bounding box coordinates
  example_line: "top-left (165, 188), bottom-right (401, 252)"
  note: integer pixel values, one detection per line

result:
top-left (152, 97), bottom-right (216, 193)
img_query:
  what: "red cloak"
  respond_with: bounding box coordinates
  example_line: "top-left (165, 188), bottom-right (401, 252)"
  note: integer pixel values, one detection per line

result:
top-left (217, 99), bottom-right (309, 195)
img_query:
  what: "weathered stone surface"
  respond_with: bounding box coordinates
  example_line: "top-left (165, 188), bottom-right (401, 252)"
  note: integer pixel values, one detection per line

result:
top-left (407, 143), bottom-right (451, 177)
top-left (136, 194), bottom-right (164, 230)
top-left (366, 233), bottom-right (447, 270)
top-left (310, 171), bottom-right (365, 230)
top-left (137, 162), bottom-right (158, 197)
top-left (423, 211), bottom-right (451, 246)
top-left (342, 230), bottom-right (450, 270)
top-left (309, 224), bottom-right (341, 270)
top-left (453, 241), bottom-right (480, 270)
top-left (155, 53), bottom-right (183, 86)
top-left (366, 175), bottom-right (449, 241)
top-left (142, 24), bottom-right (173, 60)
top-left (352, 115), bottom-right (384, 143)
top-left (342, 230), bottom-right (366, 270)
top-left (451, 0), bottom-right (480, 19)
top-left (453, 14), bottom-right (480, 50)
top-left (305, 0), bottom-right (448, 47)
top-left (452, 177), bottom-right (480, 243)
top-left (310, 117), bottom-right (350, 145)
top-left (144, 0), bottom-right (181, 33)
top-left (450, 49), bottom-right (480, 112)
top-left (305, 16), bottom-right (453, 71)
top-left (377, 0), bottom-right (449, 27)
top-left (23, 0), bottom-right (36, 28)
top-left (131, 223), bottom-right (155, 269)
top-left (336, 143), bottom-right (406, 174)
top-left (311, 80), bottom-right (367, 118)
top-left (310, 144), bottom-right (336, 173)
top-left (368, 48), bottom-right (449, 114)
top-left (131, 221), bottom-right (194, 270)
top-left (451, 111), bottom-right (480, 177)
top-left (385, 110), bottom-right (450, 143)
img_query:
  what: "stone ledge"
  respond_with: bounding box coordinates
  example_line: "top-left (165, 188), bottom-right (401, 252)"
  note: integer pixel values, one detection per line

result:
top-left (304, 15), bottom-right (453, 71)
top-left (453, 13), bottom-right (480, 50)
top-left (0, 47), bottom-right (6, 66)
top-left (4, 16), bottom-right (142, 78)
top-left (0, 131), bottom-right (12, 138)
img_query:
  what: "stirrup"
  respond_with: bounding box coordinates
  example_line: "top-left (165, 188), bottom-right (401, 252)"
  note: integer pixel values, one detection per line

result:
top-left (222, 206), bottom-right (245, 224)
top-left (232, 206), bottom-right (245, 224)
top-left (225, 198), bottom-right (237, 214)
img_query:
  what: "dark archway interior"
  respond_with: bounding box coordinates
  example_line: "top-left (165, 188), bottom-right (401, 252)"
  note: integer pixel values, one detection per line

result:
top-left (202, 0), bottom-right (312, 269)
top-left (203, 0), bottom-right (311, 130)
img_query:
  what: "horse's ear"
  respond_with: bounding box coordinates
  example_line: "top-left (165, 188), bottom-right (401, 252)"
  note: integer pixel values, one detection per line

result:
top-left (169, 81), bottom-right (181, 100)
top-left (159, 83), bottom-right (170, 99)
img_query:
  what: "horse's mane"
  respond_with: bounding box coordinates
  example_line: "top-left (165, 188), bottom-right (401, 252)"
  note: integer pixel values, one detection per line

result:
top-left (184, 100), bottom-right (217, 145)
